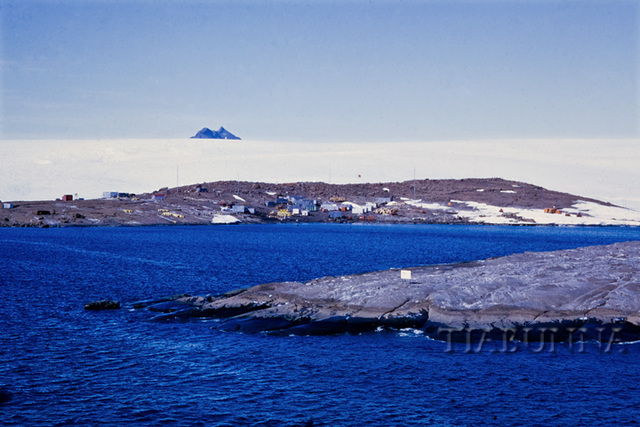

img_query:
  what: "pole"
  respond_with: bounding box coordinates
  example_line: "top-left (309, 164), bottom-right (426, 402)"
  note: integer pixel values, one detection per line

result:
top-left (413, 168), bottom-right (416, 199)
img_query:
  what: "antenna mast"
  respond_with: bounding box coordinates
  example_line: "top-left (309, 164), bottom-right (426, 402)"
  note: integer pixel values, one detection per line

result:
top-left (413, 168), bottom-right (416, 199)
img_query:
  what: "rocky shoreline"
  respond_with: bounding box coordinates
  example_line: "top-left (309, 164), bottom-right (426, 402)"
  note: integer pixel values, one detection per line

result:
top-left (127, 241), bottom-right (640, 343)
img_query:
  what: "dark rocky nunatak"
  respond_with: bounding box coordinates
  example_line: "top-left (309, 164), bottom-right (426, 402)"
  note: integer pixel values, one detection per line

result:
top-left (191, 127), bottom-right (241, 140)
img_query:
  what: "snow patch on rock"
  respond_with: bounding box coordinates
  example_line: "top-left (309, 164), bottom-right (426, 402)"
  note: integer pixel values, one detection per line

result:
top-left (211, 214), bottom-right (240, 224)
top-left (451, 200), bottom-right (640, 226)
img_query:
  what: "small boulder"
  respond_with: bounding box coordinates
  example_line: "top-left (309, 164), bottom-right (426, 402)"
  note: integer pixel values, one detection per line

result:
top-left (84, 300), bottom-right (120, 310)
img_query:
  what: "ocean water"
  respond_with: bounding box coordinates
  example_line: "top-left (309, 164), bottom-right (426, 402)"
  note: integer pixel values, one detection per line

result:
top-left (2, 223), bottom-right (640, 426)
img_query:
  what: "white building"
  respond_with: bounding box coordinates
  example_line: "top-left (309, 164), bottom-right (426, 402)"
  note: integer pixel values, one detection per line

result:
top-left (342, 201), bottom-right (375, 215)
top-left (320, 202), bottom-right (339, 211)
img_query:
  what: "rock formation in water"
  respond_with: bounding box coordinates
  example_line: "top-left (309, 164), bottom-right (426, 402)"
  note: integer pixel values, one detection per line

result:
top-left (84, 300), bottom-right (121, 310)
top-left (132, 241), bottom-right (640, 342)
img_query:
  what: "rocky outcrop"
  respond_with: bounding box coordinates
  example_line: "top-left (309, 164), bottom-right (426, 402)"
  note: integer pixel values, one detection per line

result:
top-left (4, 178), bottom-right (638, 228)
top-left (134, 241), bottom-right (640, 342)
top-left (84, 300), bottom-right (120, 310)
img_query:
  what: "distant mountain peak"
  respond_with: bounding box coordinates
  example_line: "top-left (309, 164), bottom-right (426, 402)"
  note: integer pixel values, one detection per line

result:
top-left (191, 127), bottom-right (241, 140)
top-left (191, 127), bottom-right (215, 139)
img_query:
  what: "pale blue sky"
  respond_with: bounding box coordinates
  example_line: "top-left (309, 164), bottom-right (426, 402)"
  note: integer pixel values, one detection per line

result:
top-left (1, 0), bottom-right (638, 141)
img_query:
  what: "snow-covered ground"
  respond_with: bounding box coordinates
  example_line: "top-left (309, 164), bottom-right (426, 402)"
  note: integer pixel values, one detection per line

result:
top-left (211, 214), bottom-right (240, 225)
top-left (404, 199), bottom-right (640, 226)
top-left (1, 138), bottom-right (639, 216)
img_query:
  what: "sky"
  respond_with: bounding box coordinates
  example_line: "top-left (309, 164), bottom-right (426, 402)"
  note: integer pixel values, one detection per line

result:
top-left (1, 0), bottom-right (639, 210)
top-left (1, 0), bottom-right (638, 141)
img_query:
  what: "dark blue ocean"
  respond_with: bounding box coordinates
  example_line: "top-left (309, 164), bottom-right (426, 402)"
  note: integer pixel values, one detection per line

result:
top-left (2, 224), bottom-right (640, 426)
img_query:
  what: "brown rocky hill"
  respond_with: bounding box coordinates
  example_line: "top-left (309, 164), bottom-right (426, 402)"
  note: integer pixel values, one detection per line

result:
top-left (1, 178), bottom-right (632, 227)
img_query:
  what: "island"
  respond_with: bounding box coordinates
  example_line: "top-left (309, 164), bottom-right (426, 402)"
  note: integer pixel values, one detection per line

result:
top-left (3, 178), bottom-right (640, 227)
top-left (131, 241), bottom-right (640, 345)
